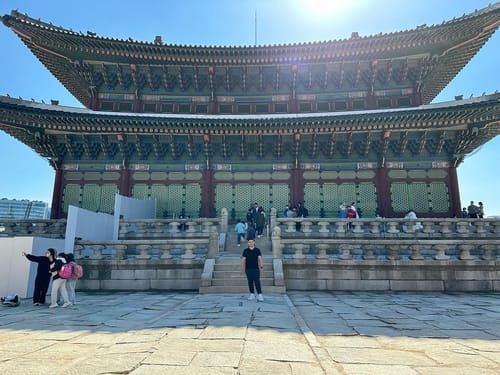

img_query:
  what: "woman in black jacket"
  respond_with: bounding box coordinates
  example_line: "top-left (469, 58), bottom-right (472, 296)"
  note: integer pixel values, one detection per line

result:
top-left (22, 248), bottom-right (55, 305)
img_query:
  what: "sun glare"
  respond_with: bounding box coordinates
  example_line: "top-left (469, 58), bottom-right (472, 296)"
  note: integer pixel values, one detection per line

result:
top-left (298, 0), bottom-right (353, 20)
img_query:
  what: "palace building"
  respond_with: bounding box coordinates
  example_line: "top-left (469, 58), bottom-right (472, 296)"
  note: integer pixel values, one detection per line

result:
top-left (1, 5), bottom-right (499, 220)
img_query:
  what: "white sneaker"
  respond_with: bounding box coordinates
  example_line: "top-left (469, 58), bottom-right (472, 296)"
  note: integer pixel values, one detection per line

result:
top-left (257, 294), bottom-right (264, 302)
top-left (48, 304), bottom-right (58, 308)
top-left (62, 302), bottom-right (72, 308)
top-left (247, 294), bottom-right (256, 300)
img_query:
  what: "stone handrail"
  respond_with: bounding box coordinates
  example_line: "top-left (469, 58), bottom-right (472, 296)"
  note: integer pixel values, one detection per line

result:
top-left (119, 218), bottom-right (221, 239)
top-left (272, 230), bottom-right (500, 261)
top-left (74, 239), bottom-right (210, 261)
top-left (274, 217), bottom-right (500, 238)
top-left (0, 219), bottom-right (67, 238)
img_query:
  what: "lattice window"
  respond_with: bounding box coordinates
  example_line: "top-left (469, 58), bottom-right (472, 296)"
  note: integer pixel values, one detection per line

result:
top-left (429, 182), bottom-right (449, 212)
top-left (82, 184), bottom-right (101, 212)
top-left (184, 183), bottom-right (201, 217)
top-left (303, 183), bottom-right (320, 217)
top-left (408, 182), bottom-right (429, 212)
top-left (100, 184), bottom-right (118, 213)
top-left (215, 184), bottom-right (233, 218)
top-left (391, 183), bottom-right (410, 213)
top-left (132, 184), bottom-right (150, 199)
top-left (253, 184), bottom-right (270, 211)
top-left (271, 184), bottom-right (289, 217)
top-left (62, 184), bottom-right (81, 214)
top-left (356, 183), bottom-right (377, 217)
top-left (234, 184), bottom-right (253, 220)
top-left (322, 183), bottom-right (339, 217)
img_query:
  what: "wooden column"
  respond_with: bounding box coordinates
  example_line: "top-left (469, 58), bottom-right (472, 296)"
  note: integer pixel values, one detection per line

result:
top-left (50, 167), bottom-right (64, 219)
top-left (289, 168), bottom-right (305, 207)
top-left (375, 167), bottom-right (392, 217)
top-left (200, 169), bottom-right (215, 217)
top-left (447, 166), bottom-right (461, 217)
top-left (118, 167), bottom-right (132, 197)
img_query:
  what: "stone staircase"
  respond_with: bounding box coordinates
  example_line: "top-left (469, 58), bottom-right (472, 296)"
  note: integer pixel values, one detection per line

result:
top-left (199, 232), bottom-right (286, 294)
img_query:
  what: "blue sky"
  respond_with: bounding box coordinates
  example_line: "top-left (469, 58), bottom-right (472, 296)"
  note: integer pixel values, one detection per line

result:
top-left (0, 0), bottom-right (499, 216)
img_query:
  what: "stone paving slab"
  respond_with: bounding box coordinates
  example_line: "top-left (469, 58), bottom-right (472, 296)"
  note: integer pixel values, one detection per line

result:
top-left (0, 291), bottom-right (499, 374)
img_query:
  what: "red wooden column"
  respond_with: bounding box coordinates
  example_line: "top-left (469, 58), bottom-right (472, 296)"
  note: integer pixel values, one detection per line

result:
top-left (200, 169), bottom-right (215, 217)
top-left (50, 167), bottom-right (64, 219)
top-left (118, 167), bottom-right (132, 197)
top-left (375, 167), bottom-right (392, 217)
top-left (447, 166), bottom-right (461, 217)
top-left (289, 168), bottom-right (305, 207)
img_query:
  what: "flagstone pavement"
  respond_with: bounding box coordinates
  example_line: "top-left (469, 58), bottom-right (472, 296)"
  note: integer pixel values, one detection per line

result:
top-left (0, 291), bottom-right (499, 374)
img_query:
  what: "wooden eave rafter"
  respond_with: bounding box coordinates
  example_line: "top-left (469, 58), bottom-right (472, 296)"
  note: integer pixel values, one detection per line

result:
top-left (2, 4), bottom-right (499, 106)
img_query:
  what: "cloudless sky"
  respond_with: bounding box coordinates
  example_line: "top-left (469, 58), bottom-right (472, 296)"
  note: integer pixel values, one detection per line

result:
top-left (0, 0), bottom-right (499, 216)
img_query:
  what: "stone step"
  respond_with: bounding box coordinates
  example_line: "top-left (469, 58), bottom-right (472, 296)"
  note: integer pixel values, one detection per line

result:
top-left (213, 270), bottom-right (274, 279)
top-left (211, 278), bottom-right (275, 287)
top-left (199, 285), bottom-right (286, 294)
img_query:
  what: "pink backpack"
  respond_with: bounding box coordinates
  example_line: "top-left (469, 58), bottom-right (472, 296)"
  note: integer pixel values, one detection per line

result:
top-left (71, 263), bottom-right (83, 279)
top-left (58, 263), bottom-right (73, 279)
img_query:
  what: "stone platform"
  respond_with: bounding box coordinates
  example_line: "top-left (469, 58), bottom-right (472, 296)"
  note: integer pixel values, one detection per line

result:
top-left (0, 291), bottom-right (499, 374)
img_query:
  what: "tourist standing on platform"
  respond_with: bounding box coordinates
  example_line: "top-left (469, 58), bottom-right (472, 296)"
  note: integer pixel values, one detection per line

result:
top-left (22, 248), bottom-right (55, 306)
top-left (246, 222), bottom-right (256, 241)
top-left (235, 219), bottom-right (246, 246)
top-left (64, 253), bottom-right (78, 305)
top-left (467, 201), bottom-right (479, 218)
top-left (48, 252), bottom-right (71, 308)
top-left (478, 202), bottom-right (485, 218)
top-left (255, 209), bottom-right (266, 238)
top-left (240, 239), bottom-right (264, 302)
top-left (339, 202), bottom-right (348, 218)
top-left (462, 207), bottom-right (468, 218)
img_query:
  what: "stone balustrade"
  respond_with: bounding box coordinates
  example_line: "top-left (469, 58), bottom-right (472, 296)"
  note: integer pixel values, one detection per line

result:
top-left (275, 238), bottom-right (500, 261)
top-left (0, 219), bottom-right (67, 238)
top-left (73, 238), bottom-right (213, 261)
top-left (119, 218), bottom-right (220, 239)
top-left (275, 217), bottom-right (500, 238)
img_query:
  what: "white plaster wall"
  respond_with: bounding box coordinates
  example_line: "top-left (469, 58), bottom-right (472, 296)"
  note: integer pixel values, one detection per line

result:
top-left (0, 237), bottom-right (65, 299)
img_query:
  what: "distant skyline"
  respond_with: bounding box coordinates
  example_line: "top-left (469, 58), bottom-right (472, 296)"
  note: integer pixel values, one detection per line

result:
top-left (0, 0), bottom-right (499, 216)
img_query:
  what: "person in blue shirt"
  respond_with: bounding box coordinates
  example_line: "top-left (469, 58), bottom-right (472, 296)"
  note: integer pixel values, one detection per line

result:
top-left (235, 219), bottom-right (246, 246)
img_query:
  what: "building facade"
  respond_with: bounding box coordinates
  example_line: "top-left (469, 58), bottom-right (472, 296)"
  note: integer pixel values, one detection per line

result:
top-left (0, 198), bottom-right (50, 220)
top-left (0, 5), bottom-right (499, 220)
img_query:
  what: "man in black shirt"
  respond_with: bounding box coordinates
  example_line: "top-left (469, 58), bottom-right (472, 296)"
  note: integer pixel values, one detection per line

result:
top-left (240, 239), bottom-right (264, 301)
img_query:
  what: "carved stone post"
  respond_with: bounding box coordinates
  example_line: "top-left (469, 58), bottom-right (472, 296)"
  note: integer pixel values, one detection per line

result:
top-left (207, 226), bottom-right (218, 258)
top-left (386, 244), bottom-right (401, 260)
top-left (409, 244), bottom-right (424, 260)
top-left (316, 244), bottom-right (329, 259)
top-left (181, 244), bottom-right (196, 259)
top-left (73, 244), bottom-right (84, 260)
top-left (136, 244), bottom-right (152, 259)
top-left (362, 244), bottom-right (376, 260)
top-left (220, 207), bottom-right (228, 234)
top-left (113, 244), bottom-right (127, 260)
top-left (90, 244), bottom-right (105, 260)
top-left (479, 244), bottom-right (497, 261)
top-left (433, 244), bottom-right (450, 260)
top-left (272, 226), bottom-right (282, 259)
top-left (458, 244), bottom-right (475, 260)
top-left (159, 244), bottom-right (173, 259)
top-left (270, 208), bottom-right (277, 233)
top-left (292, 244), bottom-right (305, 259)
top-left (338, 244), bottom-right (352, 260)
top-left (317, 221), bottom-right (330, 234)
top-left (169, 221), bottom-right (180, 234)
